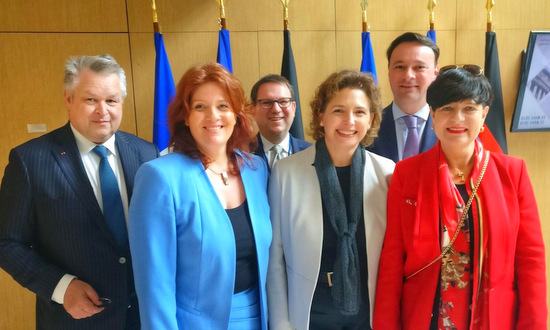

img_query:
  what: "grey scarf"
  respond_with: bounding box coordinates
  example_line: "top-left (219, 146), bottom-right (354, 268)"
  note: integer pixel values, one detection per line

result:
top-left (314, 138), bottom-right (365, 315)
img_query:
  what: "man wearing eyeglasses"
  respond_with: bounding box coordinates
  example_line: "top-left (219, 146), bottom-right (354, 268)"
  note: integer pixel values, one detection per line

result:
top-left (251, 74), bottom-right (311, 170)
top-left (367, 32), bottom-right (439, 162)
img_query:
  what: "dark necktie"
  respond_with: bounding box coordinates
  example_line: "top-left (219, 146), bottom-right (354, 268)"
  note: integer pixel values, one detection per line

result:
top-left (270, 145), bottom-right (284, 167)
top-left (402, 115), bottom-right (420, 159)
top-left (92, 146), bottom-right (128, 247)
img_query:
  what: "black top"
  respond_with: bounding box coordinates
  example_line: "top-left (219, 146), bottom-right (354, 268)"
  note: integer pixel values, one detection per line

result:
top-left (226, 201), bottom-right (258, 293)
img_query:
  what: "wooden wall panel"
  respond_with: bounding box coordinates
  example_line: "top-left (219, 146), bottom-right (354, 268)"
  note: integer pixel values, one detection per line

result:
top-left (257, 31), bottom-right (285, 76)
top-left (128, 0), bottom-right (259, 33)
top-left (0, 0), bottom-right (127, 32)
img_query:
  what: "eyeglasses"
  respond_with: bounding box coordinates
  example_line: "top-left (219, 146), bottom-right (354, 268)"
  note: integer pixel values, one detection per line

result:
top-left (257, 98), bottom-right (293, 110)
top-left (439, 64), bottom-right (484, 76)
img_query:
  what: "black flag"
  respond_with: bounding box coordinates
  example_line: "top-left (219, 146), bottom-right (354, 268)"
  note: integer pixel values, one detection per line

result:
top-left (483, 31), bottom-right (508, 153)
top-left (281, 30), bottom-right (304, 139)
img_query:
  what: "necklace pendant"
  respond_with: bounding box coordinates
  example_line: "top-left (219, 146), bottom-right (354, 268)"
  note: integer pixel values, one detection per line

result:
top-left (457, 171), bottom-right (465, 182)
top-left (220, 171), bottom-right (229, 186)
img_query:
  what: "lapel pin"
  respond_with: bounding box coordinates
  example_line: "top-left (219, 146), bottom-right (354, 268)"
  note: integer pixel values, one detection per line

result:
top-left (60, 152), bottom-right (66, 155)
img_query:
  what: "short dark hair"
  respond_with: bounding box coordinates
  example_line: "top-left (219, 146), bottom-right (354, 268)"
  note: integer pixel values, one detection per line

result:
top-left (426, 69), bottom-right (494, 110)
top-left (310, 69), bottom-right (381, 147)
top-left (250, 74), bottom-right (294, 103)
top-left (386, 32), bottom-right (440, 65)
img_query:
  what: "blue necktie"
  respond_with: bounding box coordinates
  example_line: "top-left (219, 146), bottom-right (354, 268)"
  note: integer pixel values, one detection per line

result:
top-left (402, 115), bottom-right (420, 159)
top-left (92, 146), bottom-right (128, 247)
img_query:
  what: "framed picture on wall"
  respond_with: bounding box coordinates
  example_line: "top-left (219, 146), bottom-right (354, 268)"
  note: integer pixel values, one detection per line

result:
top-left (511, 31), bottom-right (550, 132)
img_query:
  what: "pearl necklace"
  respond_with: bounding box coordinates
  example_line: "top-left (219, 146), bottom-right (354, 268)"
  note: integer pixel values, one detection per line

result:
top-left (207, 167), bottom-right (229, 186)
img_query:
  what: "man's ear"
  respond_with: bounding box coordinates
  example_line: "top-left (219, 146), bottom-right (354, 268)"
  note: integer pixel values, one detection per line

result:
top-left (64, 90), bottom-right (72, 107)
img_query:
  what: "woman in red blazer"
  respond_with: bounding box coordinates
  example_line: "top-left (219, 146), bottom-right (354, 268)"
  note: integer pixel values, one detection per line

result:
top-left (374, 66), bottom-right (547, 329)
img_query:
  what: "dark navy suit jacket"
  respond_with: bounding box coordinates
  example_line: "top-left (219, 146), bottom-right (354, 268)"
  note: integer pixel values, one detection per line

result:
top-left (367, 103), bottom-right (438, 163)
top-left (253, 133), bottom-right (311, 171)
top-left (0, 123), bottom-right (158, 330)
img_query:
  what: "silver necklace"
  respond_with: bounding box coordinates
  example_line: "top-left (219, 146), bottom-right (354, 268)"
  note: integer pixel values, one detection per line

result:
top-left (206, 167), bottom-right (229, 186)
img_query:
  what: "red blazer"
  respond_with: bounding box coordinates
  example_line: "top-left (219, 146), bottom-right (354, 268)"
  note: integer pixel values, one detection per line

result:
top-left (373, 146), bottom-right (547, 329)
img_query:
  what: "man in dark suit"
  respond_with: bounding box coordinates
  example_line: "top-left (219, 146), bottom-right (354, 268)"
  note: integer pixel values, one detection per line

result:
top-left (251, 74), bottom-right (311, 170)
top-left (0, 55), bottom-right (158, 329)
top-left (367, 32), bottom-right (439, 162)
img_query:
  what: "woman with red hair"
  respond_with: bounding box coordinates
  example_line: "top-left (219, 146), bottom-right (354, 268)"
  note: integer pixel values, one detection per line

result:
top-left (129, 63), bottom-right (272, 329)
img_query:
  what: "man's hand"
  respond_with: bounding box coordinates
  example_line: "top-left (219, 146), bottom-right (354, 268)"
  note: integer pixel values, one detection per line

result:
top-left (63, 279), bottom-right (104, 319)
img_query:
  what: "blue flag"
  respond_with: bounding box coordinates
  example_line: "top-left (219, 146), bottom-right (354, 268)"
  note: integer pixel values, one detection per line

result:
top-left (281, 30), bottom-right (304, 140)
top-left (360, 31), bottom-right (377, 83)
top-left (427, 30), bottom-right (436, 43)
top-left (217, 29), bottom-right (233, 73)
top-left (153, 32), bottom-right (175, 151)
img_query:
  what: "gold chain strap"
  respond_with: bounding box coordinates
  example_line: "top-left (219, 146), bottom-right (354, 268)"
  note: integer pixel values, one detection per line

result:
top-left (405, 151), bottom-right (490, 281)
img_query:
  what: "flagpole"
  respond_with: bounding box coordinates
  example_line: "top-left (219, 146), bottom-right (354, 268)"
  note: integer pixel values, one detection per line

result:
top-left (360, 0), bottom-right (369, 33)
top-left (216, 0), bottom-right (233, 72)
top-left (427, 0), bottom-right (436, 32)
top-left (152, 0), bottom-right (160, 33)
top-left (486, 0), bottom-right (494, 32)
top-left (281, 0), bottom-right (290, 31)
top-left (151, 0), bottom-right (176, 152)
top-left (279, 0), bottom-right (305, 139)
top-left (219, 0), bottom-right (226, 30)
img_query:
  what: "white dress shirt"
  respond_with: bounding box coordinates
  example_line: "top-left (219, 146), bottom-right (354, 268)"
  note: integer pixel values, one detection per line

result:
top-left (260, 133), bottom-right (290, 165)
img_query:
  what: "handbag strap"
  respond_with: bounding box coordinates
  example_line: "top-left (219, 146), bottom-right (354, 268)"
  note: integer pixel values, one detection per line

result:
top-left (405, 151), bottom-right (490, 281)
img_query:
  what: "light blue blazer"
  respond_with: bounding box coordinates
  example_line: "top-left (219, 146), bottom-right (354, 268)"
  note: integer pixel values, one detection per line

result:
top-left (129, 151), bottom-right (272, 330)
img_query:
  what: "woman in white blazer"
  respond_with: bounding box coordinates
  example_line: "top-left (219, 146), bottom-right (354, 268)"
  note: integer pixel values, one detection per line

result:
top-left (267, 69), bottom-right (394, 330)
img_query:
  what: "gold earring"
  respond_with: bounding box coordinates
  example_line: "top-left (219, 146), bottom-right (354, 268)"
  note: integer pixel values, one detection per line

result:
top-left (320, 122), bottom-right (324, 127)
top-left (480, 126), bottom-right (485, 132)
top-left (430, 124), bottom-right (434, 130)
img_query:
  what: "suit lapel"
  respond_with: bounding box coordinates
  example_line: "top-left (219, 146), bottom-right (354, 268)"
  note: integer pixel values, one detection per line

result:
top-left (51, 124), bottom-right (103, 220)
top-left (115, 132), bottom-right (140, 198)
top-left (376, 105), bottom-right (399, 161)
top-left (420, 115), bottom-right (438, 153)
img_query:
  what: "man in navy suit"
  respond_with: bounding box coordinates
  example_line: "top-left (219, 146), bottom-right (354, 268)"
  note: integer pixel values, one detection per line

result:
top-left (0, 55), bottom-right (158, 329)
top-left (367, 32), bottom-right (439, 162)
top-left (251, 74), bottom-right (311, 170)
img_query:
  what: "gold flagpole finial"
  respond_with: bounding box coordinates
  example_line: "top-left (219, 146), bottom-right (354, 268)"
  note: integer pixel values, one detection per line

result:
top-left (151, 0), bottom-right (159, 33)
top-left (217, 0), bottom-right (227, 30)
top-left (427, 0), bottom-right (437, 30)
top-left (486, 0), bottom-right (494, 32)
top-left (219, 0), bottom-right (226, 19)
top-left (280, 0), bottom-right (290, 30)
top-left (360, 1), bottom-right (369, 32)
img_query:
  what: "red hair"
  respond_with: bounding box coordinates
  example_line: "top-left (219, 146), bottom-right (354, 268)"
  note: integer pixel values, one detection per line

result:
top-left (168, 63), bottom-right (257, 172)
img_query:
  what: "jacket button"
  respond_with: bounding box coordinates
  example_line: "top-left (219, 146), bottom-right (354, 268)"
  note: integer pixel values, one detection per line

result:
top-left (119, 257), bottom-right (126, 264)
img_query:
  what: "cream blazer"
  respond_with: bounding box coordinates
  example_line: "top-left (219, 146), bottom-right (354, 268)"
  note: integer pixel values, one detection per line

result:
top-left (267, 145), bottom-right (394, 330)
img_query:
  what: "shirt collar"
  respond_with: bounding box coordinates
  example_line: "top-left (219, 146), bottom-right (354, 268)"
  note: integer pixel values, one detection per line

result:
top-left (70, 124), bottom-right (117, 156)
top-left (260, 133), bottom-right (290, 153)
top-left (392, 103), bottom-right (430, 122)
